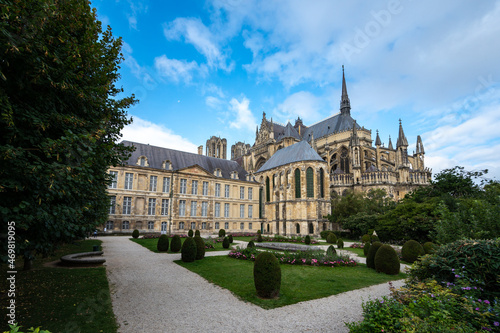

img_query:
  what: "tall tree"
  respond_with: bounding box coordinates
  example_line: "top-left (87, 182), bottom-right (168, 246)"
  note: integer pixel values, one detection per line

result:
top-left (0, 0), bottom-right (135, 268)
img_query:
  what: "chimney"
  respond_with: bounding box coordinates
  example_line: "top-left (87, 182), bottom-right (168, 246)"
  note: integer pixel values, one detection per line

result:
top-left (198, 145), bottom-right (203, 155)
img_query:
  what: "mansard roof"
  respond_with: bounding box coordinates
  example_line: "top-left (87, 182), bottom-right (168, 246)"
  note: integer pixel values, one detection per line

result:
top-left (302, 113), bottom-right (360, 141)
top-left (120, 141), bottom-right (250, 181)
top-left (256, 140), bottom-right (325, 173)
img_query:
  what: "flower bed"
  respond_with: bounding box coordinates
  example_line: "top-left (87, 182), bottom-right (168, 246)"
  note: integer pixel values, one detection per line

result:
top-left (253, 235), bottom-right (319, 244)
top-left (142, 233), bottom-right (189, 239)
top-left (228, 247), bottom-right (357, 268)
top-left (349, 242), bottom-right (364, 249)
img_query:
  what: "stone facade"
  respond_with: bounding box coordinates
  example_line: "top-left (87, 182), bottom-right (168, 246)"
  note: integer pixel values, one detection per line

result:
top-left (206, 136), bottom-right (227, 159)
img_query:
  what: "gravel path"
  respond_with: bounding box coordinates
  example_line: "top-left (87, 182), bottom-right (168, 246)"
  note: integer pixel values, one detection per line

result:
top-left (102, 236), bottom-right (405, 333)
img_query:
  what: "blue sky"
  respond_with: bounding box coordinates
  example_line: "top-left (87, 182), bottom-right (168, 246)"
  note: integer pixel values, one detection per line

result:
top-left (92, 0), bottom-right (500, 181)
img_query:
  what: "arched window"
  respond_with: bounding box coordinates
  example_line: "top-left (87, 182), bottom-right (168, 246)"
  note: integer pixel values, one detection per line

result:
top-left (296, 223), bottom-right (300, 234)
top-left (259, 188), bottom-right (263, 218)
top-left (319, 168), bottom-right (325, 198)
top-left (295, 169), bottom-right (301, 198)
top-left (340, 147), bottom-right (350, 173)
top-left (306, 167), bottom-right (314, 198)
top-left (140, 157), bottom-right (146, 166)
top-left (308, 222), bottom-right (314, 234)
top-left (266, 177), bottom-right (270, 202)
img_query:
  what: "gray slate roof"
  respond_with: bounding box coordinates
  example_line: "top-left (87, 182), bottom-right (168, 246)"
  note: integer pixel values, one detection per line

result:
top-left (302, 113), bottom-right (360, 141)
top-left (256, 140), bottom-right (326, 173)
top-left (121, 141), bottom-right (250, 181)
top-left (275, 122), bottom-right (301, 141)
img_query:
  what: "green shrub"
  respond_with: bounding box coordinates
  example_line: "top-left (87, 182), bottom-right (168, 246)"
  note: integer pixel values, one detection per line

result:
top-left (181, 237), bottom-right (197, 262)
top-left (326, 245), bottom-right (336, 257)
top-left (253, 252), bottom-right (281, 299)
top-left (132, 229), bottom-right (139, 239)
top-left (304, 235), bottom-right (311, 245)
top-left (366, 241), bottom-right (383, 269)
top-left (363, 242), bottom-right (371, 257)
top-left (195, 229), bottom-right (200, 237)
top-left (193, 236), bottom-right (205, 260)
top-left (374, 244), bottom-right (400, 275)
top-left (257, 233), bottom-right (263, 242)
top-left (423, 241), bottom-right (438, 254)
top-left (337, 238), bottom-right (344, 249)
top-left (247, 240), bottom-right (256, 248)
top-left (222, 237), bottom-right (230, 249)
top-left (326, 232), bottom-right (337, 244)
top-left (320, 230), bottom-right (334, 239)
top-left (218, 229), bottom-right (226, 237)
top-left (371, 235), bottom-right (379, 243)
top-left (257, 229), bottom-right (261, 234)
top-left (361, 234), bottom-right (371, 243)
top-left (188, 229), bottom-right (194, 237)
top-left (228, 234), bottom-right (233, 244)
top-left (157, 234), bottom-right (169, 252)
top-left (170, 235), bottom-right (182, 252)
top-left (401, 240), bottom-right (425, 263)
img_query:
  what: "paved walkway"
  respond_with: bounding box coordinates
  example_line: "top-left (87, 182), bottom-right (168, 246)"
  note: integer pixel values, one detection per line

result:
top-left (102, 236), bottom-right (405, 333)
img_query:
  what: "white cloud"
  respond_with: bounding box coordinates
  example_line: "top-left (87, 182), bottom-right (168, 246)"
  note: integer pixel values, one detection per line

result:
top-left (121, 116), bottom-right (198, 153)
top-left (205, 96), bottom-right (224, 109)
top-left (121, 42), bottom-right (158, 89)
top-left (229, 96), bottom-right (257, 131)
top-left (274, 91), bottom-right (323, 123)
top-left (154, 55), bottom-right (205, 84)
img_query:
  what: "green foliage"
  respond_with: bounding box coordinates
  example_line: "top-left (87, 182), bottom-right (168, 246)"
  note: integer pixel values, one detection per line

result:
top-left (337, 238), bottom-right (344, 249)
top-left (374, 245), bottom-right (400, 275)
top-left (0, 0), bottom-right (135, 265)
top-left (366, 241), bottom-right (383, 269)
top-left (132, 229), bottom-right (139, 239)
top-left (193, 236), bottom-right (205, 260)
top-left (304, 235), bottom-right (311, 245)
top-left (181, 237), bottom-right (197, 262)
top-left (188, 229), bottom-right (194, 237)
top-left (370, 235), bottom-right (379, 243)
top-left (257, 229), bottom-right (262, 235)
top-left (326, 233), bottom-right (337, 244)
top-left (222, 237), bottom-right (230, 249)
top-left (257, 233), bottom-right (263, 242)
top-left (228, 234), bottom-right (233, 244)
top-left (170, 235), bottom-right (182, 253)
top-left (5, 324), bottom-right (51, 333)
top-left (157, 235), bottom-right (169, 252)
top-left (361, 234), bottom-right (371, 243)
top-left (320, 230), bottom-right (335, 239)
top-left (247, 240), bottom-right (256, 248)
top-left (401, 240), bottom-right (425, 263)
top-left (423, 241), bottom-right (438, 254)
top-left (218, 229), bottom-right (226, 237)
top-left (195, 229), bottom-right (200, 237)
top-left (326, 245), bottom-right (336, 258)
top-left (253, 252), bottom-right (281, 299)
top-left (363, 242), bottom-right (371, 257)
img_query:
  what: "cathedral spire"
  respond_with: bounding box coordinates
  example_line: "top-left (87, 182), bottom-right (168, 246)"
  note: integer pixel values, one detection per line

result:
top-left (388, 135), bottom-right (394, 150)
top-left (340, 65), bottom-right (351, 116)
top-left (396, 119), bottom-right (408, 148)
top-left (416, 135), bottom-right (424, 154)
top-left (375, 130), bottom-right (381, 147)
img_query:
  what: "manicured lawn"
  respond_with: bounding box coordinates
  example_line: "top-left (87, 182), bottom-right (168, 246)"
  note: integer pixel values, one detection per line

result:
top-left (175, 256), bottom-right (406, 309)
top-left (0, 240), bottom-right (117, 333)
top-left (232, 236), bottom-right (254, 242)
top-left (343, 247), bottom-right (365, 257)
top-left (130, 237), bottom-right (231, 253)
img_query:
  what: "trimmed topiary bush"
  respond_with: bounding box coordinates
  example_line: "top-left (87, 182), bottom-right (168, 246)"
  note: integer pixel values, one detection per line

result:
top-left (320, 230), bottom-right (334, 239)
top-left (218, 229), bottom-right (226, 237)
top-left (195, 229), bottom-right (200, 237)
top-left (423, 241), bottom-right (438, 255)
top-left (170, 235), bottom-right (182, 252)
top-left (363, 242), bottom-right (371, 257)
top-left (193, 236), bottom-right (205, 260)
top-left (257, 233), bottom-right (263, 242)
top-left (361, 234), bottom-right (371, 243)
top-left (157, 234), bottom-right (169, 252)
top-left (337, 238), bottom-right (344, 249)
top-left (247, 240), bottom-right (256, 248)
top-left (132, 229), bottom-right (139, 239)
top-left (402, 240), bottom-right (425, 263)
top-left (181, 237), bottom-right (197, 262)
top-left (371, 235), bottom-right (380, 243)
top-left (188, 229), bottom-right (194, 237)
top-left (257, 229), bottom-right (261, 235)
top-left (304, 235), bottom-right (311, 245)
top-left (326, 245), bottom-right (337, 257)
top-left (254, 252), bottom-right (281, 299)
top-left (326, 232), bottom-right (337, 244)
top-left (366, 241), bottom-right (383, 269)
top-left (222, 237), bottom-right (230, 249)
top-left (374, 244), bottom-right (400, 275)
top-left (228, 234), bottom-right (233, 244)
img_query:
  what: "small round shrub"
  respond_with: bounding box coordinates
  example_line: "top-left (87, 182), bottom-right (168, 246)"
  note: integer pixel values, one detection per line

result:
top-left (371, 235), bottom-right (380, 243)
top-left (326, 233), bottom-right (337, 244)
top-left (402, 240), bottom-right (425, 263)
top-left (132, 229), bottom-right (139, 239)
top-left (193, 236), bottom-right (205, 260)
top-left (423, 242), bottom-right (438, 255)
top-left (247, 240), bottom-right (256, 248)
top-left (222, 237), bottom-right (230, 249)
top-left (257, 233), bottom-right (263, 242)
top-left (374, 244), bottom-right (400, 275)
top-left (254, 252), bottom-right (281, 299)
top-left (195, 229), bottom-right (200, 237)
top-left (304, 235), bottom-right (311, 245)
top-left (337, 238), bottom-right (344, 249)
top-left (181, 237), bottom-right (197, 262)
top-left (257, 229), bottom-right (261, 235)
top-left (170, 235), bottom-right (182, 252)
top-left (320, 230), bottom-right (334, 239)
top-left (228, 234), bottom-right (233, 244)
top-left (157, 234), bottom-right (169, 252)
top-left (218, 229), bottom-right (226, 237)
top-left (188, 229), bottom-right (194, 237)
top-left (366, 241), bottom-right (383, 269)
top-left (361, 234), bottom-right (371, 243)
top-left (326, 245), bottom-right (336, 257)
top-left (363, 242), bottom-right (371, 257)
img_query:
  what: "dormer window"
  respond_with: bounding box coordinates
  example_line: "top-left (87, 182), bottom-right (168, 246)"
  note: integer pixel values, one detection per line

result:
top-left (214, 169), bottom-right (221, 177)
top-left (137, 156), bottom-right (149, 167)
top-left (162, 160), bottom-right (172, 170)
top-left (231, 171), bottom-right (238, 179)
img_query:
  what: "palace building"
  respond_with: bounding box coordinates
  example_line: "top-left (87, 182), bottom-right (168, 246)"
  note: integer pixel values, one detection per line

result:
top-left (104, 68), bottom-right (431, 236)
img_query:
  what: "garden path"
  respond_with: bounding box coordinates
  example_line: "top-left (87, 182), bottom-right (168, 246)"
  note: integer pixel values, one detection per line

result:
top-left (102, 236), bottom-right (405, 333)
